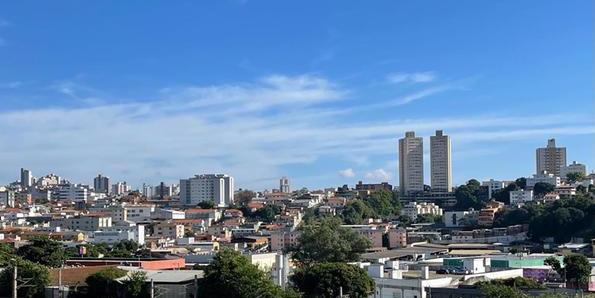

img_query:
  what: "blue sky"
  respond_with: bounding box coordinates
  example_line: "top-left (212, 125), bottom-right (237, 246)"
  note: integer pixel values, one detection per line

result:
top-left (0, 1), bottom-right (593, 190)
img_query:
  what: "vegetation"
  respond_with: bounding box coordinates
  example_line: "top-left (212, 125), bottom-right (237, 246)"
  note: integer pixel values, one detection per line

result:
top-left (291, 262), bottom-right (374, 298)
top-left (545, 254), bottom-right (592, 289)
top-left (533, 182), bottom-right (555, 197)
top-left (289, 217), bottom-right (371, 266)
top-left (0, 257), bottom-right (50, 298)
top-left (197, 200), bottom-right (215, 209)
top-left (235, 190), bottom-right (256, 206)
top-left (122, 271), bottom-right (149, 298)
top-left (85, 267), bottom-right (128, 298)
top-left (198, 249), bottom-right (297, 298)
top-left (566, 172), bottom-right (585, 183)
top-left (16, 237), bottom-right (66, 268)
top-left (476, 277), bottom-right (545, 289)
top-left (415, 213), bottom-right (442, 224)
top-left (249, 204), bottom-right (283, 222)
top-left (454, 179), bottom-right (486, 210)
top-left (340, 190), bottom-right (401, 224)
top-left (479, 283), bottom-right (527, 298)
top-left (493, 195), bottom-right (595, 243)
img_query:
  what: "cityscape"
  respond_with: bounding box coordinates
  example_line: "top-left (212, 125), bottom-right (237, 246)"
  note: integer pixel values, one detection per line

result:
top-left (0, 1), bottom-right (594, 298)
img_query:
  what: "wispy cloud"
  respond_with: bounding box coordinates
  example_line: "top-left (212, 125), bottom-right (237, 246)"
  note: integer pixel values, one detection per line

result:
top-left (0, 81), bottom-right (22, 89)
top-left (387, 71), bottom-right (436, 84)
top-left (338, 168), bottom-right (356, 178)
top-left (0, 74), bottom-right (592, 189)
top-left (365, 168), bottom-right (391, 181)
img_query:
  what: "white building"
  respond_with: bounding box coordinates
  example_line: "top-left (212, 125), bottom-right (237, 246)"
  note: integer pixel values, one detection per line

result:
top-left (509, 190), bottom-right (533, 205)
top-left (153, 209), bottom-right (185, 220)
top-left (279, 177), bottom-right (290, 193)
top-left (124, 204), bottom-right (155, 222)
top-left (179, 174), bottom-right (234, 207)
top-left (430, 130), bottom-right (452, 192)
top-left (536, 138), bottom-right (566, 176)
top-left (526, 171), bottom-right (561, 188)
top-left (399, 131), bottom-right (424, 195)
top-left (36, 174), bottom-right (61, 188)
top-left (401, 202), bottom-right (443, 221)
top-left (93, 222), bottom-right (145, 245)
top-left (54, 184), bottom-right (89, 201)
top-left (51, 215), bottom-right (112, 231)
top-left (482, 179), bottom-right (510, 199)
top-left (560, 161), bottom-right (587, 178)
top-left (111, 181), bottom-right (130, 196)
top-left (442, 210), bottom-right (478, 228)
top-left (153, 221), bottom-right (185, 239)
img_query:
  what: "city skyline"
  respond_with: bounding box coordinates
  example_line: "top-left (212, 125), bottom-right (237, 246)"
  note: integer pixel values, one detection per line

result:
top-left (0, 1), bottom-right (593, 189)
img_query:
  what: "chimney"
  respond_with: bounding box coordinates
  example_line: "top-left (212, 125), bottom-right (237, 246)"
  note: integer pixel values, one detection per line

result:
top-left (421, 266), bottom-right (430, 279)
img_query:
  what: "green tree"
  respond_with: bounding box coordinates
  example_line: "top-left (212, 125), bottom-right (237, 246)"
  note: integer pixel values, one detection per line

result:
top-left (341, 200), bottom-right (376, 224)
top-left (515, 177), bottom-right (527, 189)
top-left (16, 237), bottom-right (66, 268)
top-left (123, 271), bottom-right (149, 298)
top-left (197, 200), bottom-right (215, 209)
top-left (479, 283), bottom-right (527, 298)
top-left (566, 172), bottom-right (585, 183)
top-left (85, 267), bottom-right (128, 298)
top-left (563, 254), bottom-right (591, 288)
top-left (252, 204), bottom-right (282, 222)
top-left (364, 189), bottom-right (398, 218)
top-left (235, 190), bottom-right (256, 206)
top-left (454, 185), bottom-right (482, 210)
top-left (289, 217), bottom-right (371, 266)
top-left (0, 257), bottom-right (50, 298)
top-left (291, 263), bottom-right (374, 298)
top-left (198, 249), bottom-right (297, 298)
top-left (532, 182), bottom-right (555, 197)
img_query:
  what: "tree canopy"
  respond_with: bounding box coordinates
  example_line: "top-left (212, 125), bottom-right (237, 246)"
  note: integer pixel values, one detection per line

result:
top-left (16, 237), bottom-right (66, 268)
top-left (291, 262), bottom-right (374, 298)
top-left (85, 267), bottom-right (128, 298)
top-left (0, 257), bottom-right (50, 298)
top-left (198, 249), bottom-right (297, 298)
top-left (289, 217), bottom-right (371, 266)
top-left (532, 182), bottom-right (555, 197)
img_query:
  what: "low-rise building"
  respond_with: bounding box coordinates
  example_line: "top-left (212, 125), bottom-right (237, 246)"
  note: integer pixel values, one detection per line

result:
top-left (401, 202), bottom-right (443, 221)
top-left (509, 190), bottom-right (533, 205)
top-left (526, 171), bottom-right (561, 188)
top-left (153, 221), bottom-right (185, 239)
top-left (51, 215), bottom-right (112, 231)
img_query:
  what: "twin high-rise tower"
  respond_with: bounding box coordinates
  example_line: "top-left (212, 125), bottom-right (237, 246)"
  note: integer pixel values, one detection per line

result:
top-left (398, 130), bottom-right (452, 196)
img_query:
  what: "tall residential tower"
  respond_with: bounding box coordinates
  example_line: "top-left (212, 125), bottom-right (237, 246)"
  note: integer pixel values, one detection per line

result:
top-left (180, 174), bottom-right (234, 207)
top-left (536, 138), bottom-right (566, 176)
top-left (430, 130), bottom-right (452, 192)
top-left (398, 131), bottom-right (424, 196)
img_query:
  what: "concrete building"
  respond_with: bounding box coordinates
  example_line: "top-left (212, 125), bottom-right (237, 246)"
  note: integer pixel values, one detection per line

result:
top-left (443, 210), bottom-right (479, 228)
top-left (399, 131), bottom-right (424, 195)
top-left (430, 130), bottom-right (452, 192)
top-left (536, 138), bottom-right (566, 176)
top-left (154, 182), bottom-right (173, 199)
top-left (124, 204), bottom-right (155, 222)
top-left (54, 184), bottom-right (89, 201)
top-left (20, 168), bottom-right (33, 189)
top-left (279, 176), bottom-right (290, 193)
top-left (51, 215), bottom-right (112, 231)
top-left (111, 181), bottom-right (130, 196)
top-left (560, 161), bottom-right (587, 178)
top-left (387, 228), bottom-right (407, 248)
top-left (401, 202), bottom-right (443, 221)
top-left (509, 190), bottom-right (533, 205)
top-left (482, 179), bottom-right (510, 199)
top-left (93, 174), bottom-right (110, 194)
top-left (36, 174), bottom-right (61, 188)
top-left (153, 221), bottom-right (185, 239)
top-left (180, 174), bottom-right (234, 207)
top-left (526, 171), bottom-right (561, 188)
top-left (93, 223), bottom-right (145, 245)
top-left (141, 183), bottom-right (153, 198)
top-left (270, 230), bottom-right (300, 251)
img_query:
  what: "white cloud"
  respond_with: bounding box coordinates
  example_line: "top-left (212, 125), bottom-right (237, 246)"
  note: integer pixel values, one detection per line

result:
top-left (365, 169), bottom-right (391, 181)
top-left (0, 73), bottom-right (592, 189)
top-left (338, 168), bottom-right (356, 178)
top-left (387, 71), bottom-right (436, 84)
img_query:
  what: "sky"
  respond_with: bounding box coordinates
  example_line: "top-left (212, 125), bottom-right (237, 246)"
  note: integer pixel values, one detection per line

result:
top-left (0, 1), bottom-right (593, 190)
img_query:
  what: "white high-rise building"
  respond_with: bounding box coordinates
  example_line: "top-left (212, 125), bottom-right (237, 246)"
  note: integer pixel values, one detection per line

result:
top-left (482, 179), bottom-right (510, 199)
top-left (536, 138), bottom-right (566, 177)
top-left (111, 182), bottom-right (130, 196)
top-left (430, 130), bottom-right (452, 192)
top-left (180, 174), bottom-right (234, 207)
top-left (280, 177), bottom-right (290, 193)
top-left (20, 168), bottom-right (33, 189)
top-left (398, 131), bottom-right (424, 196)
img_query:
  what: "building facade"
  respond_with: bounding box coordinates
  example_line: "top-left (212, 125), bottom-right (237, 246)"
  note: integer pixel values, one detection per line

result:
top-left (399, 131), bottom-right (424, 195)
top-left (180, 174), bottom-right (234, 207)
top-left (279, 177), bottom-right (290, 193)
top-left (536, 138), bottom-right (566, 176)
top-left (93, 174), bottom-right (110, 194)
top-left (430, 130), bottom-right (452, 192)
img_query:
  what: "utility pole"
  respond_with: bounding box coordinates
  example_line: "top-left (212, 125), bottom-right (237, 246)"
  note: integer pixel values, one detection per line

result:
top-left (150, 279), bottom-right (154, 298)
top-left (193, 275), bottom-right (198, 298)
top-left (12, 265), bottom-right (17, 298)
